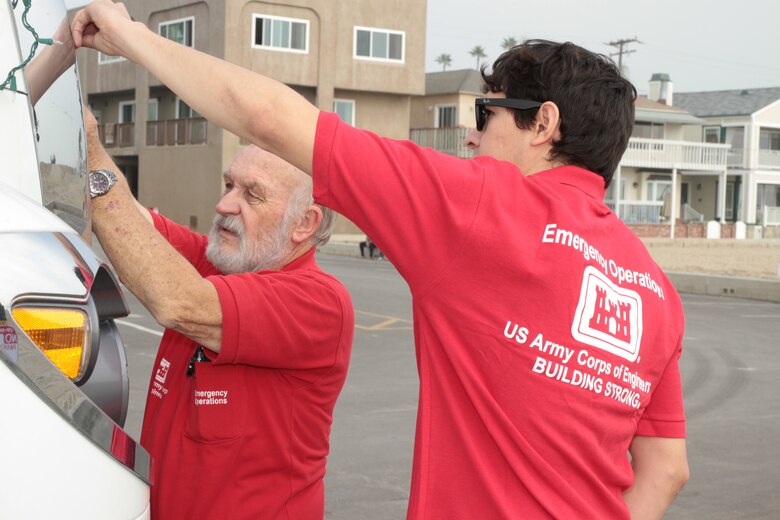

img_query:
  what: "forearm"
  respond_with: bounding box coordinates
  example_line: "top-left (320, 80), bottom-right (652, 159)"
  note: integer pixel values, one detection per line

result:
top-left (89, 150), bottom-right (222, 350)
top-left (623, 436), bottom-right (689, 519)
top-left (103, 21), bottom-right (318, 174)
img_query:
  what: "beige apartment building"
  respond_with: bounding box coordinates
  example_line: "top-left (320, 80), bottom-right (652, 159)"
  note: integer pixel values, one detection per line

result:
top-left (76, 0), bottom-right (427, 233)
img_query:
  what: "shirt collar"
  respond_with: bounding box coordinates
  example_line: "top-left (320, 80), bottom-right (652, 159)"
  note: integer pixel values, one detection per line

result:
top-left (532, 165), bottom-right (606, 200)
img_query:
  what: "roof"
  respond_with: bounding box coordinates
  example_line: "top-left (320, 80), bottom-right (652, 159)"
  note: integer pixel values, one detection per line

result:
top-left (635, 96), bottom-right (704, 125)
top-left (674, 87), bottom-right (780, 117)
top-left (425, 69), bottom-right (483, 96)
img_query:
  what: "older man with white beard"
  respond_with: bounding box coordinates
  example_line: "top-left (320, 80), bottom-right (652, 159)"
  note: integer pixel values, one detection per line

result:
top-left (84, 110), bottom-right (354, 520)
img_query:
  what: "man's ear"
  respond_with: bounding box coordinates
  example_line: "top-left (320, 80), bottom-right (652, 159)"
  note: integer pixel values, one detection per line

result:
top-left (530, 101), bottom-right (562, 146)
top-left (291, 205), bottom-right (323, 245)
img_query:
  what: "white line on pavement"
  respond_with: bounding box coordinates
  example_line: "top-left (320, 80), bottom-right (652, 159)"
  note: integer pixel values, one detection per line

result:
top-left (116, 319), bottom-right (164, 337)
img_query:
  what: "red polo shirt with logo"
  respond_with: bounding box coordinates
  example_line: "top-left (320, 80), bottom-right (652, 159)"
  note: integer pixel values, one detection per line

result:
top-left (141, 212), bottom-right (354, 519)
top-left (312, 112), bottom-right (685, 519)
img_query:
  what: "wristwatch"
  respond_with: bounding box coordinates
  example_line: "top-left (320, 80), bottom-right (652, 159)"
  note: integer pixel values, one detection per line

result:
top-left (88, 169), bottom-right (118, 198)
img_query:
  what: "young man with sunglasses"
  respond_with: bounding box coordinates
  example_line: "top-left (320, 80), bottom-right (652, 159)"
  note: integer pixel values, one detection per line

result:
top-left (72, 3), bottom-right (689, 518)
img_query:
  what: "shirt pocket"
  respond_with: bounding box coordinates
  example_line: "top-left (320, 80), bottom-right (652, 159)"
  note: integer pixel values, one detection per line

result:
top-left (185, 362), bottom-right (247, 443)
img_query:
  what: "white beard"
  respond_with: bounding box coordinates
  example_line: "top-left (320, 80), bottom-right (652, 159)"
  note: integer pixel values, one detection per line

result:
top-left (205, 214), bottom-right (290, 273)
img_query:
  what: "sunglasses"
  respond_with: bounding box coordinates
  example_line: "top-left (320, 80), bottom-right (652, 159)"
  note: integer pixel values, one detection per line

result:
top-left (475, 98), bottom-right (543, 131)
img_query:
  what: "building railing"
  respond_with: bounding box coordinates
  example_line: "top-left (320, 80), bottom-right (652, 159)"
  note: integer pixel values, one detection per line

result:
top-left (605, 200), bottom-right (664, 224)
top-left (763, 205), bottom-right (780, 226)
top-left (146, 118), bottom-right (208, 146)
top-left (409, 127), bottom-right (474, 158)
top-left (682, 203), bottom-right (704, 222)
top-left (98, 122), bottom-right (134, 148)
top-left (620, 138), bottom-right (730, 171)
top-left (758, 149), bottom-right (780, 169)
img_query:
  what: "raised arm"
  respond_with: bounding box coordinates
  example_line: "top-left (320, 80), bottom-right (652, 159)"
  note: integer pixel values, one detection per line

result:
top-left (623, 436), bottom-right (689, 519)
top-left (85, 108), bottom-right (224, 352)
top-left (71, 0), bottom-right (319, 175)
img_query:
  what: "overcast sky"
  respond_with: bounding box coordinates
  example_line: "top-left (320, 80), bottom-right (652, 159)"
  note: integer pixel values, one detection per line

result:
top-left (65, 0), bottom-right (780, 94)
top-left (426, 0), bottom-right (780, 94)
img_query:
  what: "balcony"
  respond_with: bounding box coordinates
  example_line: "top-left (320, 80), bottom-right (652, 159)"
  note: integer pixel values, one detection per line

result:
top-left (620, 138), bottom-right (730, 171)
top-left (98, 122), bottom-right (134, 148)
top-left (146, 118), bottom-right (208, 146)
top-left (605, 200), bottom-right (663, 224)
top-left (409, 127), bottom-right (473, 158)
top-left (758, 149), bottom-right (780, 169)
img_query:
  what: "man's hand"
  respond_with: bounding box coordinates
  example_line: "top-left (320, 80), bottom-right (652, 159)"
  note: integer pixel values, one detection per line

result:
top-left (71, 0), bottom-right (135, 58)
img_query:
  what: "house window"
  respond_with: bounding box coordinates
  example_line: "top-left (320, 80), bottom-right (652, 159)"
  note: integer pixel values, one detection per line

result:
top-left (148, 98), bottom-right (159, 121)
top-left (118, 101), bottom-right (135, 123)
top-left (759, 128), bottom-right (780, 151)
top-left (645, 180), bottom-right (671, 202)
top-left (252, 15), bottom-right (309, 53)
top-left (159, 17), bottom-right (194, 47)
top-left (333, 99), bottom-right (355, 126)
top-left (176, 98), bottom-right (200, 119)
top-left (632, 122), bottom-right (664, 139)
top-left (98, 52), bottom-right (124, 64)
top-left (605, 179), bottom-right (626, 202)
top-left (726, 127), bottom-right (745, 149)
top-left (703, 126), bottom-right (721, 143)
top-left (354, 26), bottom-right (404, 62)
top-left (435, 105), bottom-right (457, 128)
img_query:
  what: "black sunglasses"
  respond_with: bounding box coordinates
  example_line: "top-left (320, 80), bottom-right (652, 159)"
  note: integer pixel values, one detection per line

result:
top-left (475, 98), bottom-right (543, 131)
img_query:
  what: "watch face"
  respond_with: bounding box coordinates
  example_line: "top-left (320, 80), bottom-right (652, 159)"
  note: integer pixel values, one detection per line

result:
top-left (91, 172), bottom-right (109, 193)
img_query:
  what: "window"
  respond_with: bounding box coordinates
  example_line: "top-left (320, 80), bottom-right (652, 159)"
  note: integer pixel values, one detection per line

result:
top-left (726, 127), bottom-right (745, 149)
top-left (354, 26), bottom-right (404, 62)
top-left (435, 105), bottom-right (457, 128)
top-left (333, 99), bottom-right (355, 126)
top-left (759, 128), bottom-right (780, 151)
top-left (98, 52), bottom-right (124, 64)
top-left (703, 126), bottom-right (721, 144)
top-left (631, 122), bottom-right (664, 139)
top-left (176, 98), bottom-right (200, 119)
top-left (159, 17), bottom-right (194, 47)
top-left (252, 15), bottom-right (308, 53)
top-left (645, 180), bottom-right (671, 202)
top-left (118, 101), bottom-right (135, 123)
top-left (148, 99), bottom-right (159, 121)
top-left (605, 179), bottom-right (626, 202)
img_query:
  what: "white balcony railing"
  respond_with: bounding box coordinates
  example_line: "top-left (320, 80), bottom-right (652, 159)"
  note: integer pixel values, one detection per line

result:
top-left (605, 200), bottom-right (664, 224)
top-left (621, 138), bottom-right (730, 171)
top-left (758, 149), bottom-right (780, 169)
top-left (409, 127), bottom-right (473, 158)
top-left (146, 118), bottom-right (208, 146)
top-left (763, 206), bottom-right (780, 226)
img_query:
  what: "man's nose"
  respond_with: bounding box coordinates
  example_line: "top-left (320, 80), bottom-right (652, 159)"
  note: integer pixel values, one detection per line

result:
top-left (215, 192), bottom-right (240, 215)
top-left (464, 128), bottom-right (480, 150)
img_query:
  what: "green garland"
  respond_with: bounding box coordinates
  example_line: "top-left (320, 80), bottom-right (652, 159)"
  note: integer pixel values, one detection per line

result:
top-left (1, 0), bottom-right (56, 93)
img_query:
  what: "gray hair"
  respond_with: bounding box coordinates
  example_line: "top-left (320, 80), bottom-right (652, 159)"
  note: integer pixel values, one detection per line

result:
top-left (284, 175), bottom-right (335, 247)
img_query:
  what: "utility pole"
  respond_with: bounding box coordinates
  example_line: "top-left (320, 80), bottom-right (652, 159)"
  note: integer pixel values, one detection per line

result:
top-left (605, 37), bottom-right (641, 75)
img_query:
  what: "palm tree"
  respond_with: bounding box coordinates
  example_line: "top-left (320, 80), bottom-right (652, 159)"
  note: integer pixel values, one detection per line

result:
top-left (469, 45), bottom-right (487, 69)
top-left (500, 37), bottom-right (518, 51)
top-left (435, 53), bottom-right (452, 72)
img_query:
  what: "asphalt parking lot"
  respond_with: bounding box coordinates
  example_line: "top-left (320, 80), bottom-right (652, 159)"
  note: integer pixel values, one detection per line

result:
top-left (115, 253), bottom-right (780, 519)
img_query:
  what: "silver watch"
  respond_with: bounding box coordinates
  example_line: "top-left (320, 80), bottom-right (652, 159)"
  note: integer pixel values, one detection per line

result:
top-left (88, 169), bottom-right (118, 198)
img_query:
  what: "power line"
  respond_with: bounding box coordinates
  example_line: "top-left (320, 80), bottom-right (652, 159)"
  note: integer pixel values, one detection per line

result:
top-left (605, 37), bottom-right (642, 73)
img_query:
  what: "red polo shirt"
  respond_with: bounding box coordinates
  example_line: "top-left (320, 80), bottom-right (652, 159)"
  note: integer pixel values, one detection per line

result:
top-left (312, 112), bottom-right (685, 519)
top-left (141, 212), bottom-right (354, 519)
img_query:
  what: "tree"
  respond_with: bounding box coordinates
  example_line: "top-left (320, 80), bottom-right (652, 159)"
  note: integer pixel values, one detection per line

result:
top-left (469, 45), bottom-right (487, 69)
top-left (500, 37), bottom-right (518, 51)
top-left (435, 53), bottom-right (452, 72)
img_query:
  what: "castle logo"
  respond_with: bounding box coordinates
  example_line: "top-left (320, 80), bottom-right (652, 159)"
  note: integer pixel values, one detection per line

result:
top-left (571, 266), bottom-right (643, 362)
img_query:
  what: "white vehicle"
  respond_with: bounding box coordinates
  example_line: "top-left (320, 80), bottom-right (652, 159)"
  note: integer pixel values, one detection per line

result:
top-left (0, 0), bottom-right (150, 518)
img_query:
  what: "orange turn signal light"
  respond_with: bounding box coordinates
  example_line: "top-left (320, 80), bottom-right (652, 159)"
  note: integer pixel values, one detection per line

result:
top-left (12, 307), bottom-right (90, 380)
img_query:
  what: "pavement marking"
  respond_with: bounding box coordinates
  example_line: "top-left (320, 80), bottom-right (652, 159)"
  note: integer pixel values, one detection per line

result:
top-left (116, 319), bottom-right (164, 337)
top-left (739, 314), bottom-right (780, 318)
top-left (355, 310), bottom-right (413, 331)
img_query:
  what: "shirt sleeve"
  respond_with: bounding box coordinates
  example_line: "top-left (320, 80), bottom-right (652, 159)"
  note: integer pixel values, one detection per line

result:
top-left (151, 211), bottom-right (212, 273)
top-left (209, 270), bottom-right (351, 371)
top-left (635, 338), bottom-right (686, 438)
top-left (312, 111), bottom-right (486, 292)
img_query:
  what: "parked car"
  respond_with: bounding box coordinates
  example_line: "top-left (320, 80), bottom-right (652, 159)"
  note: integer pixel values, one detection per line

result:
top-left (0, 0), bottom-right (150, 517)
